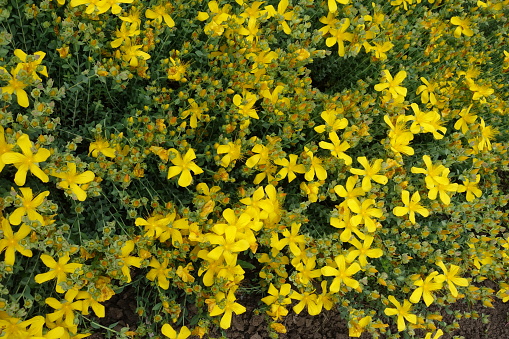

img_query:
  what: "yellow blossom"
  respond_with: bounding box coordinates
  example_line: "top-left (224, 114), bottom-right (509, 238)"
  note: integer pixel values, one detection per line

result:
top-left (350, 157), bottom-right (388, 191)
top-left (327, 0), bottom-right (349, 13)
top-left (96, 0), bottom-right (134, 15)
top-left (326, 18), bottom-right (353, 57)
top-left (457, 175), bottom-right (482, 202)
top-left (454, 105), bottom-right (477, 134)
top-left (393, 190), bottom-right (429, 224)
top-left (0, 218), bottom-right (33, 266)
top-left (384, 296), bottom-right (417, 332)
top-left (167, 148), bottom-right (203, 187)
top-left (146, 258), bottom-right (172, 290)
top-left (89, 138), bottom-right (116, 158)
top-left (319, 132), bottom-right (352, 165)
top-left (45, 288), bottom-right (84, 328)
top-left (52, 162), bottom-right (95, 201)
top-left (2, 134), bottom-right (50, 186)
top-left (119, 38), bottom-right (151, 67)
top-left (210, 290), bottom-right (246, 329)
top-left (345, 235), bottom-right (383, 267)
top-left (409, 271), bottom-right (443, 306)
top-left (303, 147), bottom-right (327, 181)
top-left (117, 240), bottom-right (142, 283)
top-left (13, 49), bottom-right (48, 81)
top-left (450, 16), bottom-right (474, 38)
top-left (321, 255), bottom-right (361, 292)
top-left (146, 4), bottom-right (175, 28)
top-left (274, 154), bottom-right (305, 182)
top-left (434, 261), bottom-right (469, 297)
top-left (162, 324), bottom-right (191, 339)
top-left (375, 70), bottom-right (407, 100)
top-left (35, 254), bottom-right (83, 293)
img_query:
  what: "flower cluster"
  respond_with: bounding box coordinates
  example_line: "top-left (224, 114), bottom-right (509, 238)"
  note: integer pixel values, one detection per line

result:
top-left (0, 0), bottom-right (508, 338)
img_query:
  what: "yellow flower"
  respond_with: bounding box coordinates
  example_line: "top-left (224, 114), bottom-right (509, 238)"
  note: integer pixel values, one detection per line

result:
top-left (409, 271), bottom-right (443, 306)
top-left (207, 225), bottom-right (249, 266)
top-left (345, 235), bottom-right (383, 267)
top-left (89, 138), bottom-right (115, 158)
top-left (110, 22), bottom-right (140, 48)
top-left (52, 162), bottom-right (95, 201)
top-left (209, 290), bottom-right (246, 329)
top-left (300, 181), bottom-right (321, 203)
top-left (77, 290), bottom-right (105, 317)
top-left (349, 315), bottom-right (372, 338)
top-left (56, 46), bottom-right (70, 58)
top-left (294, 256), bottom-right (322, 285)
top-left (70, 0), bottom-right (102, 14)
top-left (416, 77), bottom-right (439, 105)
top-left (233, 91), bottom-right (259, 119)
top-left (476, 118), bottom-right (497, 151)
top-left (327, 0), bottom-right (349, 13)
top-left (117, 240), bottom-right (142, 283)
top-left (424, 329), bottom-right (444, 339)
top-left (411, 155), bottom-right (449, 187)
top-left (374, 70), bottom-right (407, 100)
top-left (314, 109), bottom-right (348, 133)
top-left (325, 18), bottom-right (353, 57)
top-left (0, 218), bottom-right (33, 266)
top-left (457, 175), bottom-right (482, 202)
top-left (35, 254), bottom-right (83, 293)
top-left (135, 214), bottom-right (170, 240)
top-left (384, 296), bottom-right (417, 332)
top-left (450, 16), bottom-right (474, 38)
top-left (271, 222), bottom-right (306, 256)
top-left (347, 198), bottom-right (383, 233)
top-left (270, 322), bottom-right (287, 333)
top-left (467, 79), bottom-right (494, 102)
top-left (119, 38), bottom-right (151, 67)
top-left (264, 0), bottom-right (295, 34)
top-left (426, 169), bottom-right (458, 205)
top-left (291, 290), bottom-right (319, 315)
top-left (349, 157), bottom-right (388, 192)
top-left (321, 255), bottom-right (361, 292)
top-left (0, 126), bottom-right (13, 173)
top-left (181, 99), bottom-right (209, 129)
top-left (367, 41), bottom-right (393, 61)
top-left (261, 283), bottom-right (293, 307)
top-left (2, 134), bottom-right (50, 186)
top-left (454, 105), bottom-right (477, 134)
top-left (45, 288), bottom-right (84, 328)
top-left (393, 190), bottom-right (429, 225)
top-left (167, 148), bottom-right (203, 187)
top-left (246, 144), bottom-right (269, 168)
top-left (303, 147), bottom-right (327, 181)
top-left (146, 4), bottom-right (175, 28)
top-left (334, 175), bottom-right (365, 208)
top-left (503, 50), bottom-right (509, 70)
top-left (166, 57), bottom-right (188, 82)
top-left (434, 261), bottom-right (468, 297)
top-left (0, 67), bottom-right (30, 107)
top-left (330, 208), bottom-right (366, 242)
top-left (274, 154), bottom-right (305, 182)
top-left (162, 324), bottom-right (191, 339)
top-left (217, 140), bottom-right (242, 167)
top-left (13, 49), bottom-right (48, 81)
top-left (9, 187), bottom-right (49, 225)
top-left (319, 132), bottom-right (352, 165)
top-left (146, 258), bottom-right (171, 290)
top-left (96, 0), bottom-right (133, 15)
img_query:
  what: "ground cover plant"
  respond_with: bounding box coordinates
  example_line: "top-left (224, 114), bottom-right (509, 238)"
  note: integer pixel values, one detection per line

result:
top-left (0, 0), bottom-right (508, 338)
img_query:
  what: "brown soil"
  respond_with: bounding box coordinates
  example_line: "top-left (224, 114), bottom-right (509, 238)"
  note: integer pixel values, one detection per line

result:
top-left (86, 283), bottom-right (509, 339)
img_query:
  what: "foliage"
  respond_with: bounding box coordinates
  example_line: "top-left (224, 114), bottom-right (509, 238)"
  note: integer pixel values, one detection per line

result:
top-left (0, 0), bottom-right (508, 338)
